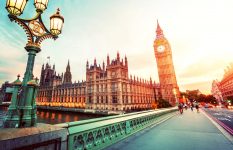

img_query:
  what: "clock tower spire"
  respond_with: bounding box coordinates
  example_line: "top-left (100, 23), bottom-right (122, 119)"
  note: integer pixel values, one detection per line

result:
top-left (156, 20), bottom-right (164, 38)
top-left (153, 20), bottom-right (180, 106)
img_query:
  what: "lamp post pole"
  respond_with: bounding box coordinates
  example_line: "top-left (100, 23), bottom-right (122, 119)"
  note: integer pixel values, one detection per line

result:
top-left (4, 0), bottom-right (64, 128)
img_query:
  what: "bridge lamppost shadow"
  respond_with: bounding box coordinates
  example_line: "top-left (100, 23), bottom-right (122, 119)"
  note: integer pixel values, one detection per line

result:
top-left (4, 0), bottom-right (64, 128)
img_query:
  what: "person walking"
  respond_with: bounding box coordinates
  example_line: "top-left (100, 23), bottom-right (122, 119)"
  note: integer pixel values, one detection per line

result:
top-left (184, 103), bottom-right (188, 110)
top-left (178, 103), bottom-right (183, 114)
top-left (195, 102), bottom-right (200, 113)
top-left (191, 102), bottom-right (194, 111)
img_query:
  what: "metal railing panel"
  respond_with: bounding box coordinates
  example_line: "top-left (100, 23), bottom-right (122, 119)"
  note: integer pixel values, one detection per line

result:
top-left (65, 107), bottom-right (177, 150)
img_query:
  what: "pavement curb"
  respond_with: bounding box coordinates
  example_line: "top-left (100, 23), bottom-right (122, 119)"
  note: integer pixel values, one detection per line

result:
top-left (201, 109), bottom-right (233, 144)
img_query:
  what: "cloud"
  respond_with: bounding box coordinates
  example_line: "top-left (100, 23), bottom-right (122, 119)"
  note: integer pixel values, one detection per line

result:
top-left (176, 56), bottom-right (227, 94)
top-left (179, 57), bottom-right (226, 79)
top-left (180, 80), bottom-right (212, 94)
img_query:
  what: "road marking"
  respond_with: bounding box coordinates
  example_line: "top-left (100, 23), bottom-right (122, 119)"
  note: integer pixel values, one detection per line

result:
top-left (201, 109), bottom-right (233, 144)
top-left (213, 113), bottom-right (221, 115)
top-left (217, 118), bottom-right (231, 122)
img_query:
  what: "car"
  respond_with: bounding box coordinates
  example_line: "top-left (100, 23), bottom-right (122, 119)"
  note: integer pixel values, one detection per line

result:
top-left (227, 105), bottom-right (233, 109)
top-left (204, 103), bottom-right (214, 108)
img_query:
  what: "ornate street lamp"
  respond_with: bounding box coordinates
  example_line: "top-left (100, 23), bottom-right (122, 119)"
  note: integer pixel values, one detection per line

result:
top-left (4, 0), bottom-right (64, 128)
top-left (50, 8), bottom-right (64, 36)
top-left (6, 0), bottom-right (28, 16)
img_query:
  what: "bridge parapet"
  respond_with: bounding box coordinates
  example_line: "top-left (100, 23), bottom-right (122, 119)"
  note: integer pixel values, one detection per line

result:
top-left (58, 107), bottom-right (177, 150)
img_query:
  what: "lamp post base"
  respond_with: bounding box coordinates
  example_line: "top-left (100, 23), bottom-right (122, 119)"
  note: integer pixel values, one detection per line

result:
top-left (4, 79), bottom-right (38, 128)
top-left (4, 107), bottom-right (37, 128)
top-left (4, 108), bottom-right (20, 128)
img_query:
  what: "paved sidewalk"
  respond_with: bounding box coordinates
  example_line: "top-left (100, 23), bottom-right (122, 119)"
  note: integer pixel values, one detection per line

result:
top-left (106, 109), bottom-right (233, 150)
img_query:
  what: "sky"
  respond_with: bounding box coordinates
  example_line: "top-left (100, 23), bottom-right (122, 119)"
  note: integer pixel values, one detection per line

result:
top-left (1, 0), bottom-right (233, 94)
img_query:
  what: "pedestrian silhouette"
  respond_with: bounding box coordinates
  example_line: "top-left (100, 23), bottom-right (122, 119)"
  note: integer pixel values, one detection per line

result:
top-left (178, 103), bottom-right (183, 114)
top-left (195, 102), bottom-right (200, 113)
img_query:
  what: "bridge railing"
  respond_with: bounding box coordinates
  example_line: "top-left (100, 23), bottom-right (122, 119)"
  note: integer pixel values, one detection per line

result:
top-left (57, 107), bottom-right (177, 150)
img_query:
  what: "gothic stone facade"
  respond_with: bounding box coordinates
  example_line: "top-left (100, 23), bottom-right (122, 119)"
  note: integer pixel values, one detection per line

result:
top-left (37, 53), bottom-right (161, 111)
top-left (37, 62), bottom-right (86, 108)
top-left (86, 53), bottom-right (160, 111)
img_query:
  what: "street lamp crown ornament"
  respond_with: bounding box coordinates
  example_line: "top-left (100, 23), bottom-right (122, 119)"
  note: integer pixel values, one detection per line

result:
top-left (13, 74), bottom-right (22, 85)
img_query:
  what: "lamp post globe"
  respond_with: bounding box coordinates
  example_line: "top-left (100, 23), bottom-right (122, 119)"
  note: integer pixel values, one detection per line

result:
top-left (34, 0), bottom-right (49, 11)
top-left (4, 0), bottom-right (64, 128)
top-left (50, 8), bottom-right (64, 36)
top-left (6, 0), bottom-right (28, 16)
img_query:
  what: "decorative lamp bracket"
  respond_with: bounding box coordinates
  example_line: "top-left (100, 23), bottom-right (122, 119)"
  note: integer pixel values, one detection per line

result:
top-left (8, 10), bottom-right (57, 50)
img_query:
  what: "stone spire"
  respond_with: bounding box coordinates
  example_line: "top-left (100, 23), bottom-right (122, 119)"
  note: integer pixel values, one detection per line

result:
top-left (107, 54), bottom-right (110, 65)
top-left (66, 60), bottom-right (70, 72)
top-left (94, 58), bottom-right (97, 66)
top-left (40, 64), bottom-right (45, 85)
top-left (63, 60), bottom-right (72, 84)
top-left (117, 51), bottom-right (120, 61)
top-left (46, 62), bottom-right (49, 68)
top-left (150, 77), bottom-right (152, 85)
top-left (102, 61), bottom-right (105, 71)
top-left (156, 20), bottom-right (164, 38)
top-left (125, 55), bottom-right (128, 66)
top-left (86, 60), bottom-right (89, 69)
top-left (41, 64), bottom-right (44, 70)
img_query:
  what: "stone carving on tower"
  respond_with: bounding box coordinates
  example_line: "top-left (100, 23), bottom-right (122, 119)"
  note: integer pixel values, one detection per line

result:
top-left (153, 20), bottom-right (180, 106)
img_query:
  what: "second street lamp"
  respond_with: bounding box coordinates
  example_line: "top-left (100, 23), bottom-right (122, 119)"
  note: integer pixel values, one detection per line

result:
top-left (50, 9), bottom-right (64, 36)
top-left (34, 0), bottom-right (49, 11)
top-left (4, 0), bottom-right (64, 128)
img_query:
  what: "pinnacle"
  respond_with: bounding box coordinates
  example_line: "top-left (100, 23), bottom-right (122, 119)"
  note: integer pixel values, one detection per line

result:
top-left (156, 19), bottom-right (164, 38)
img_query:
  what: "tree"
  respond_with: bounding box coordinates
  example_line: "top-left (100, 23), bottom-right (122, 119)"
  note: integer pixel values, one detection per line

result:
top-left (196, 94), bottom-right (206, 102)
top-left (183, 90), bottom-right (217, 105)
top-left (157, 99), bottom-right (172, 108)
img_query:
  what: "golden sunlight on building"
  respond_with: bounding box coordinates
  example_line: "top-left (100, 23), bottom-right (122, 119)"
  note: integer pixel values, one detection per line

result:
top-left (36, 53), bottom-right (161, 112)
top-left (215, 63), bottom-right (233, 101)
top-left (36, 22), bottom-right (181, 111)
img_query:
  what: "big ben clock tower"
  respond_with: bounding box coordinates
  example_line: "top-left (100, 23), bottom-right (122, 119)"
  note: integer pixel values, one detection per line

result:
top-left (154, 20), bottom-right (180, 106)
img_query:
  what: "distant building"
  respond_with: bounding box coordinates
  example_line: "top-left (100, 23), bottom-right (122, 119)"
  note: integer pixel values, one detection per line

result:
top-left (86, 53), bottom-right (160, 111)
top-left (36, 53), bottom-right (161, 111)
top-left (218, 64), bottom-right (233, 100)
top-left (37, 61), bottom-right (86, 108)
top-left (186, 89), bottom-right (202, 96)
top-left (0, 81), bottom-right (13, 103)
top-left (211, 80), bottom-right (223, 104)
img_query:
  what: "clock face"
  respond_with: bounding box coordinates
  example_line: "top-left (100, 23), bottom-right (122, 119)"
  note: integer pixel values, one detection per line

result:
top-left (157, 45), bottom-right (165, 53)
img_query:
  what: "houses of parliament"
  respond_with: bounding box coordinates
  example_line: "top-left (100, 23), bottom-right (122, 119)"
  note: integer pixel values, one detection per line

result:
top-left (36, 22), bottom-right (180, 111)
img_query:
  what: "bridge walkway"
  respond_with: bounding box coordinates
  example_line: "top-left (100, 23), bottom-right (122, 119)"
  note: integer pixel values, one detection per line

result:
top-left (106, 109), bottom-right (233, 150)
